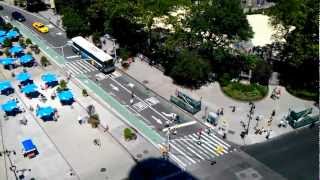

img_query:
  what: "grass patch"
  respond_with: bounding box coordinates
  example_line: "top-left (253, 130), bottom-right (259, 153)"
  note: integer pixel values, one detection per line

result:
top-left (222, 82), bottom-right (268, 101)
top-left (286, 86), bottom-right (318, 101)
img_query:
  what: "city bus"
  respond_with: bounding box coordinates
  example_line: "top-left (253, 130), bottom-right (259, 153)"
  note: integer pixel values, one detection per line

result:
top-left (70, 36), bottom-right (115, 74)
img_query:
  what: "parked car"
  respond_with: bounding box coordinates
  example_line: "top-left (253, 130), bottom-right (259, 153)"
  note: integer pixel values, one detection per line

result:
top-left (11, 11), bottom-right (26, 22)
top-left (32, 22), bottom-right (49, 33)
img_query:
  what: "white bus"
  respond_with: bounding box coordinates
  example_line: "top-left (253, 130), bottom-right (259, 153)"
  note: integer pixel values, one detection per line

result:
top-left (70, 36), bottom-right (115, 74)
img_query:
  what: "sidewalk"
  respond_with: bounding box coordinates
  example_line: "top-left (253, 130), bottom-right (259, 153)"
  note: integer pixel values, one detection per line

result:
top-left (122, 59), bottom-right (319, 145)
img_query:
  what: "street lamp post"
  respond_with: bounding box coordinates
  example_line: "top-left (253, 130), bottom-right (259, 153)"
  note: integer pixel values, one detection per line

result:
top-left (241, 102), bottom-right (255, 138)
top-left (0, 149), bottom-right (18, 179)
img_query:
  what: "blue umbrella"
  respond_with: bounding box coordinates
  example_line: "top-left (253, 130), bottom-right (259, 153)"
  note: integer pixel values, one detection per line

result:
top-left (21, 83), bottom-right (37, 94)
top-left (0, 31), bottom-right (6, 37)
top-left (41, 73), bottom-right (57, 83)
top-left (20, 54), bottom-right (34, 64)
top-left (6, 30), bottom-right (19, 39)
top-left (0, 57), bottom-right (15, 65)
top-left (0, 80), bottom-right (12, 91)
top-left (57, 90), bottom-right (74, 101)
top-left (36, 106), bottom-right (55, 118)
top-left (9, 45), bottom-right (23, 54)
top-left (22, 139), bottom-right (36, 152)
top-left (16, 72), bottom-right (31, 82)
top-left (1, 99), bottom-right (18, 112)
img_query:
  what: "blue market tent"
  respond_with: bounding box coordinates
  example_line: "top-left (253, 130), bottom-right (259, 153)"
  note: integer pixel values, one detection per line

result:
top-left (41, 73), bottom-right (58, 87)
top-left (21, 139), bottom-right (38, 158)
top-left (6, 30), bottom-right (19, 39)
top-left (0, 31), bottom-right (6, 37)
top-left (36, 106), bottom-right (56, 121)
top-left (57, 90), bottom-right (74, 104)
top-left (16, 72), bottom-right (31, 82)
top-left (0, 81), bottom-right (11, 91)
top-left (9, 45), bottom-right (23, 55)
top-left (0, 57), bottom-right (15, 65)
top-left (1, 99), bottom-right (18, 112)
top-left (21, 83), bottom-right (38, 94)
top-left (19, 54), bottom-right (34, 65)
top-left (0, 80), bottom-right (14, 95)
top-left (22, 139), bottom-right (36, 152)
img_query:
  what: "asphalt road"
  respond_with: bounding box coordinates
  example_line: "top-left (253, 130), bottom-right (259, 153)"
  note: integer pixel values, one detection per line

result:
top-left (0, 4), bottom-right (296, 179)
top-left (242, 126), bottom-right (318, 180)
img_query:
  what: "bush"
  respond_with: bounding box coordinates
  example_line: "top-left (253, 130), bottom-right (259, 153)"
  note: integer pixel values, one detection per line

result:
top-left (40, 56), bottom-right (50, 66)
top-left (58, 80), bottom-right (67, 90)
top-left (25, 38), bottom-right (32, 45)
top-left (31, 45), bottom-right (40, 54)
top-left (82, 89), bottom-right (88, 97)
top-left (124, 128), bottom-right (136, 141)
top-left (3, 23), bottom-right (13, 31)
top-left (222, 82), bottom-right (268, 101)
top-left (88, 114), bottom-right (100, 128)
top-left (19, 38), bottom-right (26, 48)
top-left (219, 73), bottom-right (232, 87)
top-left (3, 39), bottom-right (12, 48)
top-left (286, 86), bottom-right (318, 101)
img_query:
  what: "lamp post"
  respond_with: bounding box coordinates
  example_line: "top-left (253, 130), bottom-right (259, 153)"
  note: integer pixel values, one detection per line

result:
top-left (241, 102), bottom-right (255, 138)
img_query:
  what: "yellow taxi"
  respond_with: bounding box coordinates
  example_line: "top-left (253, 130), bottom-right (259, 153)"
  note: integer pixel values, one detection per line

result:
top-left (32, 22), bottom-right (49, 33)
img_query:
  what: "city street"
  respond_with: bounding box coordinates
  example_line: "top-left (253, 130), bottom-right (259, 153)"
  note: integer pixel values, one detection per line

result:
top-left (0, 2), bottom-right (311, 179)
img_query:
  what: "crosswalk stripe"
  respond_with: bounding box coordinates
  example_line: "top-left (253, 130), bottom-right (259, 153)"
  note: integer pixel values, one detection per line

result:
top-left (77, 61), bottom-right (91, 73)
top-left (65, 63), bottom-right (79, 74)
top-left (200, 135), bottom-right (225, 155)
top-left (190, 134), bottom-right (220, 156)
top-left (168, 151), bottom-right (187, 167)
top-left (179, 139), bottom-right (205, 160)
top-left (184, 135), bottom-right (213, 159)
top-left (66, 62), bottom-right (82, 74)
top-left (210, 133), bottom-right (231, 148)
top-left (175, 140), bottom-right (203, 161)
top-left (170, 142), bottom-right (196, 164)
top-left (80, 60), bottom-right (97, 71)
top-left (202, 133), bottom-right (229, 150)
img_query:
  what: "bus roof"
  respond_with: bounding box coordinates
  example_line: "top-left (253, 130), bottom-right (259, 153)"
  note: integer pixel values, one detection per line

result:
top-left (71, 36), bottom-right (113, 62)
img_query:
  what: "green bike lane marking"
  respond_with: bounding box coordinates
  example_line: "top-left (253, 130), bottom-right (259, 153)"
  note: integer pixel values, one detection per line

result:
top-left (78, 74), bottom-right (165, 144)
top-left (8, 18), bottom-right (165, 145)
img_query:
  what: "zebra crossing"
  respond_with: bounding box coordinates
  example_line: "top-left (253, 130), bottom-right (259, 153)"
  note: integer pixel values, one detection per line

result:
top-left (65, 60), bottom-right (98, 75)
top-left (163, 132), bottom-right (233, 167)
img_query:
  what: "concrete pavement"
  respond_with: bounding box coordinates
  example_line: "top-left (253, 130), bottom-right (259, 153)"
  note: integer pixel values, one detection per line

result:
top-left (123, 59), bottom-right (319, 145)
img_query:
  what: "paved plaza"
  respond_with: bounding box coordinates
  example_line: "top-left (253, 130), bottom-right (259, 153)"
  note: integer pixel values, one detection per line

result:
top-left (0, 46), bottom-right (138, 179)
top-left (123, 59), bottom-right (319, 145)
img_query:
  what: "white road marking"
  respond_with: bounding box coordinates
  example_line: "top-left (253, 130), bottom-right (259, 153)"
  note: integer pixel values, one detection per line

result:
top-left (170, 142), bottom-right (196, 164)
top-left (177, 139), bottom-right (205, 160)
top-left (46, 24), bottom-right (54, 28)
top-left (110, 84), bottom-right (119, 91)
top-left (110, 77), bottom-right (170, 121)
top-left (151, 116), bottom-right (162, 124)
top-left (145, 97), bottom-right (160, 106)
top-left (66, 55), bottom-right (80, 59)
top-left (56, 32), bottom-right (63, 35)
top-left (132, 101), bottom-right (148, 112)
top-left (162, 121), bottom-right (197, 132)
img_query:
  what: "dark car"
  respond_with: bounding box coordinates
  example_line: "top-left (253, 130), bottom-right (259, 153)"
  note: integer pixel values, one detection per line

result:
top-left (11, 11), bottom-right (25, 22)
top-left (0, 6), bottom-right (4, 10)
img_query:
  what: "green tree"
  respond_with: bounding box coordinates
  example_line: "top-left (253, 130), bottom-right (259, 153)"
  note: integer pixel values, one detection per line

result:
top-left (251, 60), bottom-right (272, 85)
top-left (62, 7), bottom-right (89, 38)
top-left (170, 50), bottom-right (211, 87)
top-left (269, 0), bottom-right (318, 99)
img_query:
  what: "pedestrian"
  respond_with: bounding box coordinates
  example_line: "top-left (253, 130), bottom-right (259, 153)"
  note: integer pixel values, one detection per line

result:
top-left (220, 108), bottom-right (224, 116)
top-left (131, 91), bottom-right (134, 98)
top-left (271, 110), bottom-right (276, 117)
top-left (232, 106), bottom-right (236, 112)
top-left (207, 128), bottom-right (211, 135)
top-left (216, 109), bottom-right (220, 116)
top-left (130, 98), bottom-right (134, 105)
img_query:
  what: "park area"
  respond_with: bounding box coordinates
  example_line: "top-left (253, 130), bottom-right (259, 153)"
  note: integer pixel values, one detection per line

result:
top-left (221, 82), bottom-right (268, 101)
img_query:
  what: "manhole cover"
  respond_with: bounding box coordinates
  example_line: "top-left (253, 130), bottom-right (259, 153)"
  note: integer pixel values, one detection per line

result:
top-left (143, 150), bottom-right (149, 154)
top-left (136, 154), bottom-right (143, 158)
top-left (142, 80), bottom-right (149, 84)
